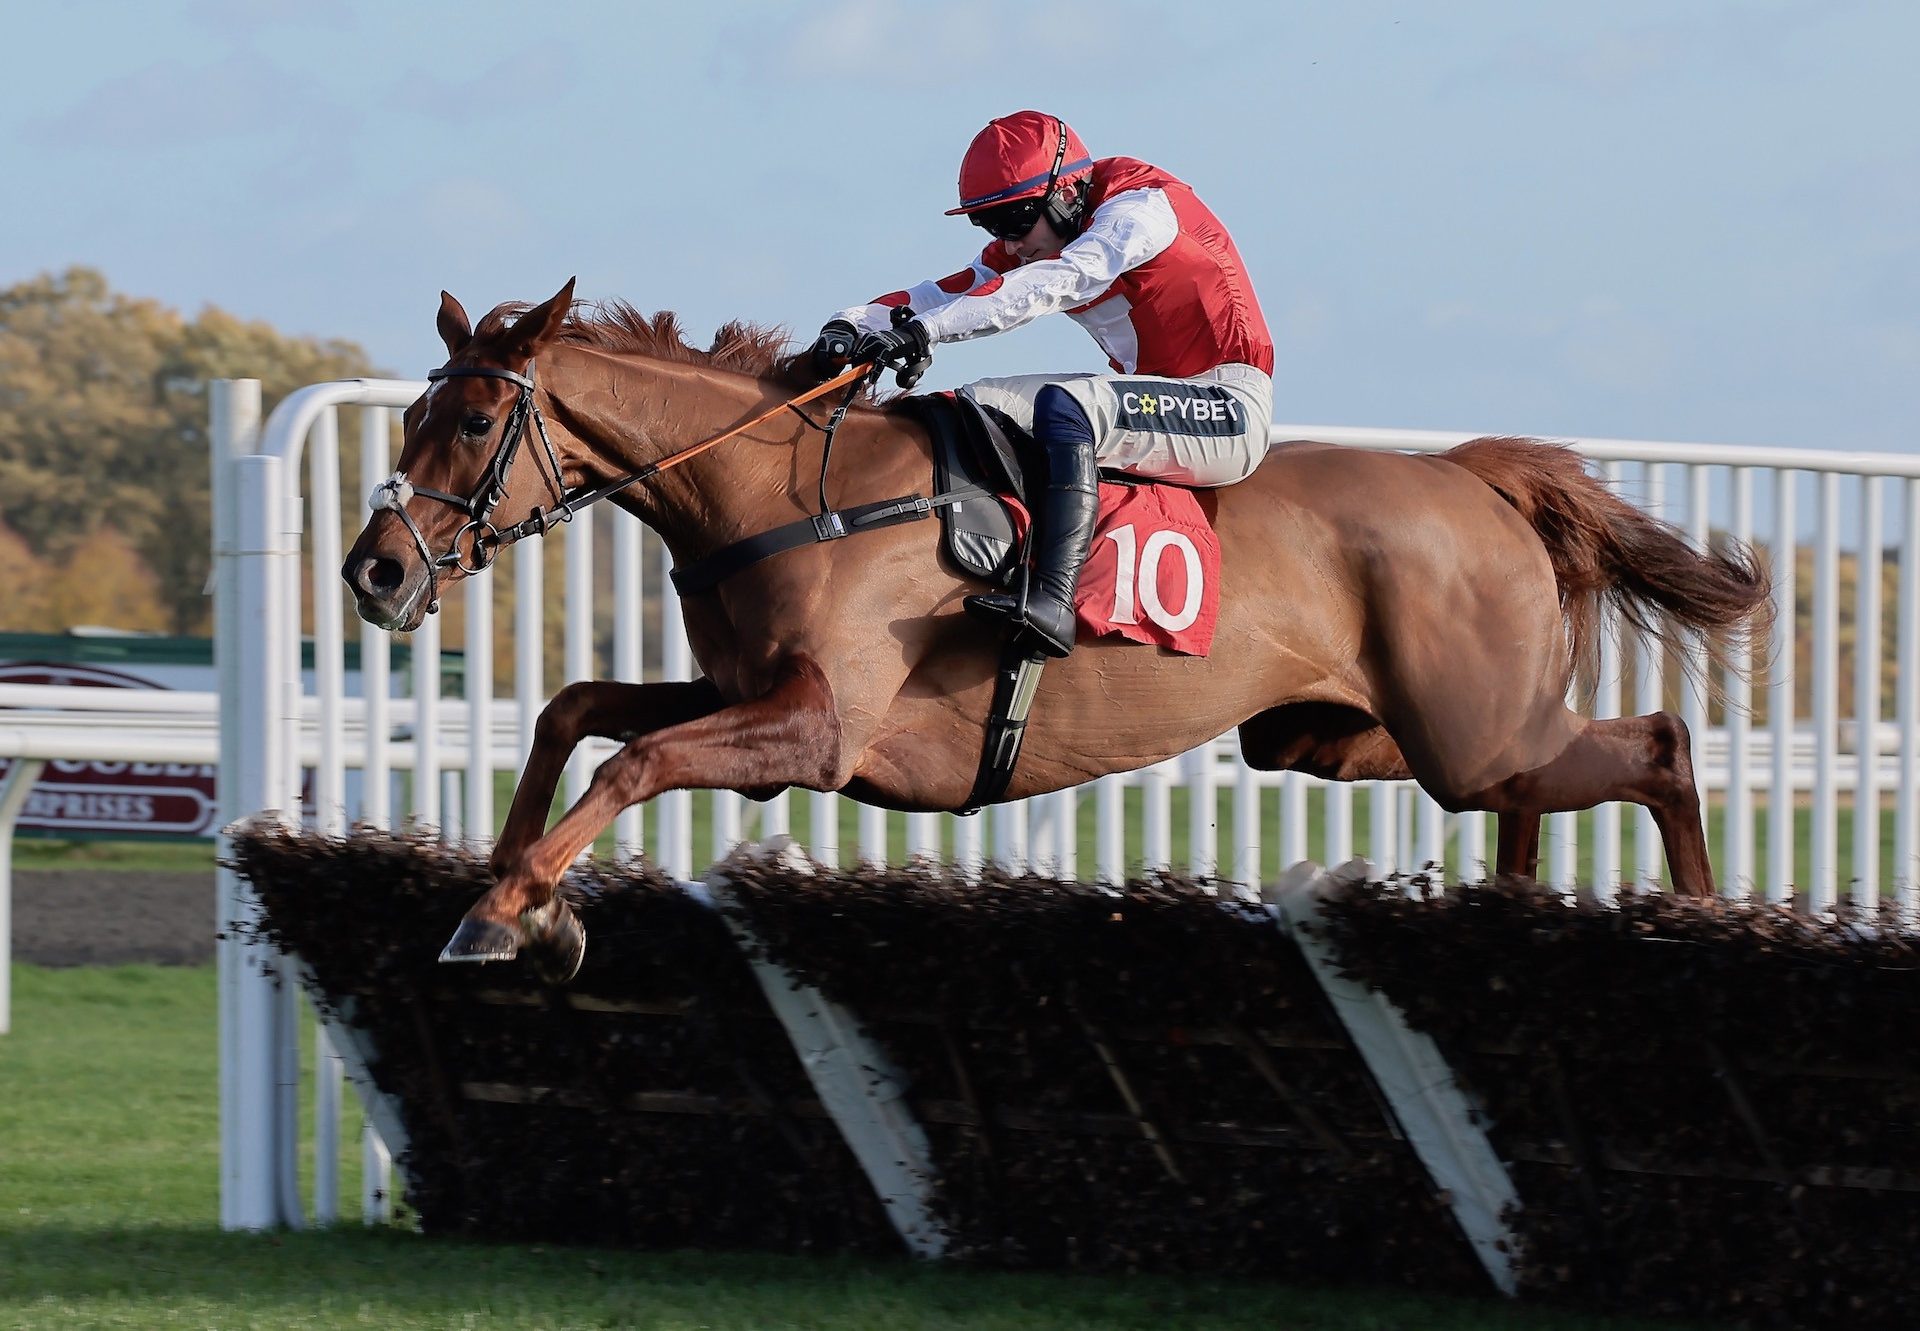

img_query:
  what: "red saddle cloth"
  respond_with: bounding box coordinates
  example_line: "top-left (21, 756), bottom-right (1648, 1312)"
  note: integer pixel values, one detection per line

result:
top-left (1007, 482), bottom-right (1222, 657)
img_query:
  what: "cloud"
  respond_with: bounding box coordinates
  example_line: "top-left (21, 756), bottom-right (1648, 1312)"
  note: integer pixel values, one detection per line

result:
top-left (386, 45), bottom-right (573, 122)
top-left (714, 0), bottom-right (1166, 89)
top-left (30, 51), bottom-right (351, 151)
top-left (1447, 3), bottom-right (1835, 95)
top-left (184, 0), bottom-right (356, 31)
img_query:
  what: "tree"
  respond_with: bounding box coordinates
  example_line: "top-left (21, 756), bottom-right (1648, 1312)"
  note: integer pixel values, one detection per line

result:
top-left (0, 267), bottom-right (380, 633)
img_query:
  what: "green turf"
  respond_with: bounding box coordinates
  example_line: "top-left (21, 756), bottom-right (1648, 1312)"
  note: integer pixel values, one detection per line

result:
top-left (0, 964), bottom-right (1710, 1330)
top-left (12, 835), bottom-right (221, 873)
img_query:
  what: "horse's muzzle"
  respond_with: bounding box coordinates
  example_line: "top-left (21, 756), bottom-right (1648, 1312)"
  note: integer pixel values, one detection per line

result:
top-left (344, 552), bottom-right (430, 631)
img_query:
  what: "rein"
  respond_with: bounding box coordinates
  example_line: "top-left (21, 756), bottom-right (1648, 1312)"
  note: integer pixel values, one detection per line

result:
top-left (370, 359), bottom-right (873, 614)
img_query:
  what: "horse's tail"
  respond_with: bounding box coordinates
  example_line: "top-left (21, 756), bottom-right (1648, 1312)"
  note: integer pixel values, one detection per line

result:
top-left (1441, 435), bottom-right (1774, 704)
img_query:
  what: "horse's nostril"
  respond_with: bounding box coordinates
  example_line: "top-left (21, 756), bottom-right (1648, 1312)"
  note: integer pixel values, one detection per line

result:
top-left (353, 556), bottom-right (404, 598)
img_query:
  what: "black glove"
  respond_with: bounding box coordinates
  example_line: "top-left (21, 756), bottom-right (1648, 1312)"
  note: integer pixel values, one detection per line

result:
top-left (854, 316), bottom-right (933, 390)
top-left (809, 319), bottom-right (858, 380)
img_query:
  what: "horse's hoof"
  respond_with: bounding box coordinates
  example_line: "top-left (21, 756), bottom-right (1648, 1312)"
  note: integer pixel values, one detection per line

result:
top-left (439, 918), bottom-right (520, 964)
top-left (528, 900), bottom-right (587, 985)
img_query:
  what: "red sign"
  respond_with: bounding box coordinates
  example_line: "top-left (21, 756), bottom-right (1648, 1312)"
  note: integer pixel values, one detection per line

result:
top-left (0, 662), bottom-right (219, 838)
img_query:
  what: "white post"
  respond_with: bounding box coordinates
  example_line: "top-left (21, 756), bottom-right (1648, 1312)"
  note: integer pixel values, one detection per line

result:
top-left (1550, 673), bottom-right (1581, 894)
top-left (951, 806), bottom-right (983, 878)
top-left (563, 507), bottom-right (595, 808)
top-left (810, 792), bottom-right (840, 870)
top-left (858, 803), bottom-right (888, 867)
top-left (362, 1124), bottom-right (393, 1224)
top-left (1096, 772), bottom-right (1125, 884)
top-left (1325, 782), bottom-right (1354, 867)
top-left (309, 393), bottom-right (349, 1237)
top-left (1186, 740), bottom-right (1217, 878)
top-left (1416, 794), bottom-right (1445, 879)
top-left (992, 798), bottom-right (1030, 873)
top-left (659, 539), bottom-right (693, 878)
top-left (412, 604), bottom-right (441, 833)
top-left (1280, 773), bottom-right (1307, 870)
top-left (1456, 809), bottom-right (1487, 881)
top-left (0, 758), bottom-right (47, 1035)
top-left (1634, 462), bottom-right (1666, 889)
top-left (1768, 471), bottom-right (1798, 903)
top-left (1898, 479), bottom-right (1920, 917)
top-left (1725, 468), bottom-right (1755, 896)
top-left (216, 431), bottom-right (297, 1229)
top-left (1811, 472), bottom-right (1840, 909)
top-left (1683, 465), bottom-right (1711, 813)
top-left (758, 790), bottom-right (791, 844)
top-left (1052, 787), bottom-right (1078, 880)
top-left (1593, 605), bottom-right (1623, 901)
top-left (313, 1023), bottom-right (344, 1224)
top-left (612, 511), bottom-right (645, 859)
top-left (1852, 478), bottom-right (1883, 912)
top-left (464, 571), bottom-right (494, 847)
top-left (1369, 782), bottom-right (1398, 878)
top-left (1548, 813), bottom-right (1578, 893)
top-left (1142, 760), bottom-right (1172, 872)
top-left (1233, 759), bottom-right (1261, 891)
top-left (906, 811), bottom-right (941, 863)
top-left (358, 407), bottom-right (392, 829)
top-left (513, 540), bottom-right (544, 775)
top-left (714, 789), bottom-right (745, 865)
top-left (308, 407), bottom-right (347, 836)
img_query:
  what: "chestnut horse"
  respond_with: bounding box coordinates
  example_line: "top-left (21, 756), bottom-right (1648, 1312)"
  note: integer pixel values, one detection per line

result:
top-left (343, 280), bottom-right (1771, 977)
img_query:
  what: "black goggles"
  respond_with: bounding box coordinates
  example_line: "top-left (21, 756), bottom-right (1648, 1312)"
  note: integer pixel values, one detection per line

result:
top-left (969, 196), bottom-right (1047, 241)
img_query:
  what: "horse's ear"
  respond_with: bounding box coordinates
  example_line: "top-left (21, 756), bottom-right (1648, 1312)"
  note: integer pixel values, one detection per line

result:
top-left (437, 291), bottom-right (472, 356)
top-left (506, 277), bottom-right (577, 356)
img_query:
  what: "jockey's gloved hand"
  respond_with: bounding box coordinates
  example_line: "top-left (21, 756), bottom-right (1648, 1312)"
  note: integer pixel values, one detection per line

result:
top-left (809, 320), bottom-right (858, 380)
top-left (854, 317), bottom-right (933, 390)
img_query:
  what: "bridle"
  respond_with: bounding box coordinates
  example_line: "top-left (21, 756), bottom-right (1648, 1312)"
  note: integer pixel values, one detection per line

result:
top-left (370, 357), bottom-right (874, 615)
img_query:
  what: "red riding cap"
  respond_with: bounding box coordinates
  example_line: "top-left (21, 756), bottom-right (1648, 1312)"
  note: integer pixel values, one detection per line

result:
top-left (945, 111), bottom-right (1094, 215)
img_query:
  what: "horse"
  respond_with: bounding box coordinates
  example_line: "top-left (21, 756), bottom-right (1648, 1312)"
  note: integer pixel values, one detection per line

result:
top-left (343, 279), bottom-right (1772, 977)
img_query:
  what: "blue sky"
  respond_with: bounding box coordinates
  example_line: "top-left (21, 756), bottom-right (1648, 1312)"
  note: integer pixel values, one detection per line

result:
top-left (6, 0), bottom-right (1916, 452)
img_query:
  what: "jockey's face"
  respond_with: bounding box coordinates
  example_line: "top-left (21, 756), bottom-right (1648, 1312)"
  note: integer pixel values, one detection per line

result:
top-left (1006, 213), bottom-right (1069, 263)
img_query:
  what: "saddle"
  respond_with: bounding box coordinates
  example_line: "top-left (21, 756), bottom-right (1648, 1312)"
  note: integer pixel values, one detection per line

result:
top-left (905, 391), bottom-right (1033, 589)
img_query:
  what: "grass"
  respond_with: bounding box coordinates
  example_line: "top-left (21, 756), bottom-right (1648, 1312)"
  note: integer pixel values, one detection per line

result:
top-left (0, 964), bottom-right (1713, 1331)
top-left (12, 835), bottom-right (224, 872)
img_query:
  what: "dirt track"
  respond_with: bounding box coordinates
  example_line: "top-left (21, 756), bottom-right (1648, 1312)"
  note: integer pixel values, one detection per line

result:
top-left (11, 870), bottom-right (212, 966)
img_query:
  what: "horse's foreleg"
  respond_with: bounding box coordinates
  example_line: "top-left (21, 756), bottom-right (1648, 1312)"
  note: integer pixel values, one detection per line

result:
top-left (444, 658), bottom-right (842, 974)
top-left (490, 678), bottom-right (724, 872)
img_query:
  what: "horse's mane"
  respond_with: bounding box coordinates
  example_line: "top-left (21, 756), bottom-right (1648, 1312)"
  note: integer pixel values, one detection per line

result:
top-left (478, 299), bottom-right (888, 405)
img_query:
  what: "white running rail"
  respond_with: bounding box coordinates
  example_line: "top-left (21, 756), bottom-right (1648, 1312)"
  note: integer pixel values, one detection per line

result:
top-left (204, 377), bottom-right (1920, 1229)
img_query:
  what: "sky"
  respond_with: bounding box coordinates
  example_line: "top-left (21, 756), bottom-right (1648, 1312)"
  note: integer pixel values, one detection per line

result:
top-left (5, 0), bottom-right (1917, 453)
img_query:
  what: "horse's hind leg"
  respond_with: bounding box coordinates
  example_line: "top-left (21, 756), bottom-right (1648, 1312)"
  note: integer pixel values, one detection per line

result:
top-left (1470, 710), bottom-right (1713, 896)
top-left (1495, 813), bottom-right (1542, 880)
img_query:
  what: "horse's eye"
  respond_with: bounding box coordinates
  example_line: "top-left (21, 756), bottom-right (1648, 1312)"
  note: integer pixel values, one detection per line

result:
top-left (461, 413), bottom-right (492, 437)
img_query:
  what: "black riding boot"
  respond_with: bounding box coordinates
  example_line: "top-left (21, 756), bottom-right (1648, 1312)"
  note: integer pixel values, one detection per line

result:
top-left (965, 433), bottom-right (1099, 658)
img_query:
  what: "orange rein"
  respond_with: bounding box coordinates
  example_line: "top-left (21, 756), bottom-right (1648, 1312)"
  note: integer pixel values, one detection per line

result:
top-left (635, 361), bottom-right (873, 480)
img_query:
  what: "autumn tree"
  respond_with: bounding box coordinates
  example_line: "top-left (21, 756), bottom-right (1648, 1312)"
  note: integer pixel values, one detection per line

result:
top-left (0, 267), bottom-right (380, 633)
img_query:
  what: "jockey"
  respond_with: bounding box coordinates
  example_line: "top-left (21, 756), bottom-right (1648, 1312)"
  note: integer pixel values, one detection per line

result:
top-left (811, 109), bottom-right (1274, 659)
